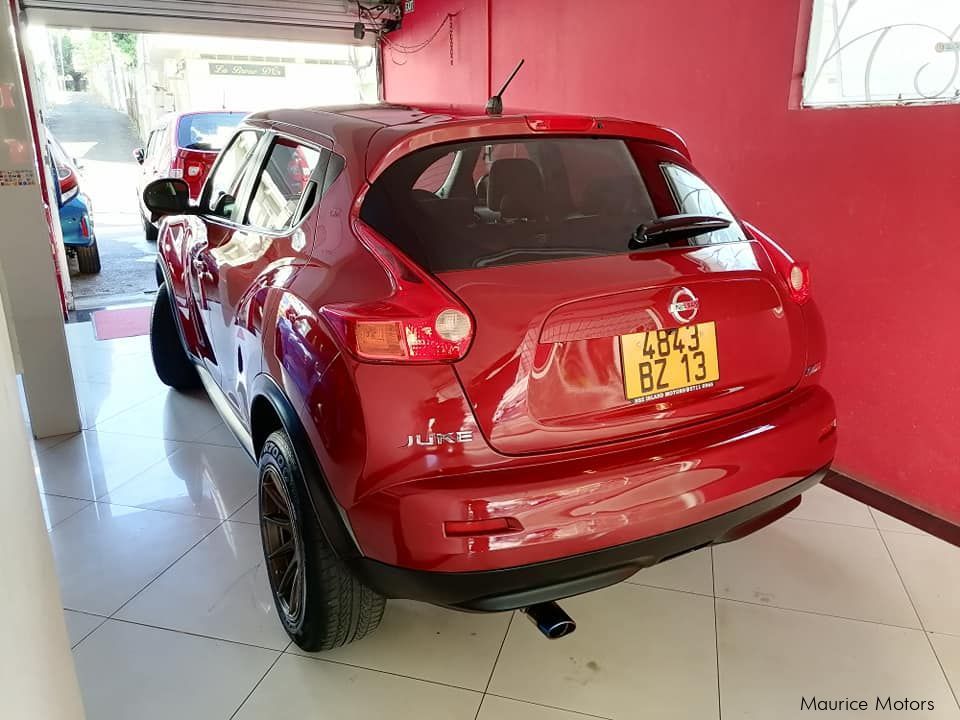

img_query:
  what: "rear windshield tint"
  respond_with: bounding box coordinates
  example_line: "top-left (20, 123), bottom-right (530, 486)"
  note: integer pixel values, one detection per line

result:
top-left (177, 113), bottom-right (247, 151)
top-left (360, 136), bottom-right (742, 273)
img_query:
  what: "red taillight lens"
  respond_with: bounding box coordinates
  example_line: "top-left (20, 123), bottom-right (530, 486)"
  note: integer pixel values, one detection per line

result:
top-left (321, 220), bottom-right (475, 363)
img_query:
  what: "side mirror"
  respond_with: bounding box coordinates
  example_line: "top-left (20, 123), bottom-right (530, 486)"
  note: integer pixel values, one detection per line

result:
top-left (143, 178), bottom-right (192, 220)
top-left (133, 148), bottom-right (145, 165)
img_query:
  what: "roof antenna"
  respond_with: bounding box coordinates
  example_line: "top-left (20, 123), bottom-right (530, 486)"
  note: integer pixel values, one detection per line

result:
top-left (485, 59), bottom-right (525, 116)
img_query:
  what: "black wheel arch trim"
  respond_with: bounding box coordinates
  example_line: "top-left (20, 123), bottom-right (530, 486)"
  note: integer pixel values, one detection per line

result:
top-left (249, 372), bottom-right (363, 561)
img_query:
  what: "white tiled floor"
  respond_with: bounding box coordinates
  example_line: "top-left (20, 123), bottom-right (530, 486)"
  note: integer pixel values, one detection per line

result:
top-left (32, 321), bottom-right (960, 719)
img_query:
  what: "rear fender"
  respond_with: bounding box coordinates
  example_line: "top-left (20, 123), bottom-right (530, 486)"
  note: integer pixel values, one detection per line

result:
top-left (249, 372), bottom-right (361, 559)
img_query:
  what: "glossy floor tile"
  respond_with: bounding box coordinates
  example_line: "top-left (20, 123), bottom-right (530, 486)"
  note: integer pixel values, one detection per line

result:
top-left (626, 545), bottom-right (713, 596)
top-left (117, 521), bottom-right (289, 650)
top-left (73, 620), bottom-right (278, 720)
top-left (929, 633), bottom-right (960, 697)
top-left (102, 442), bottom-right (257, 520)
top-left (35, 430), bottom-right (180, 500)
top-left (717, 600), bottom-right (960, 719)
top-left (713, 517), bottom-right (920, 627)
top-left (787, 483), bottom-right (878, 528)
top-left (44, 324), bottom-right (960, 718)
top-left (477, 695), bottom-right (610, 720)
top-left (50, 503), bottom-right (218, 615)
top-left (883, 531), bottom-right (960, 635)
top-left (229, 496), bottom-right (260, 524)
top-left (233, 654), bottom-right (481, 720)
top-left (40, 492), bottom-right (90, 530)
top-left (94, 389), bottom-right (224, 441)
top-left (63, 609), bottom-right (105, 648)
top-left (292, 600), bottom-right (512, 690)
top-left (489, 584), bottom-right (719, 720)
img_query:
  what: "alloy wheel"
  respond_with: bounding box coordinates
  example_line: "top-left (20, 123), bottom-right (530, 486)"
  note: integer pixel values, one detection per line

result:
top-left (260, 466), bottom-right (306, 626)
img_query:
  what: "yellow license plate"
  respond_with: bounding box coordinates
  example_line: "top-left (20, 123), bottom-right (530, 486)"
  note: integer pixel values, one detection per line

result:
top-left (620, 322), bottom-right (720, 403)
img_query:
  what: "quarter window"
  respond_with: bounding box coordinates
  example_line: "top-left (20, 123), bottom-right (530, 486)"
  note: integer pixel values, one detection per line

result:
top-left (204, 130), bottom-right (261, 220)
top-left (245, 138), bottom-right (324, 231)
top-left (660, 164), bottom-right (746, 245)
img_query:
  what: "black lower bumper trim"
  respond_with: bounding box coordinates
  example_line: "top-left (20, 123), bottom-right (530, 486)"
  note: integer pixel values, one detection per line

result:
top-left (352, 467), bottom-right (829, 611)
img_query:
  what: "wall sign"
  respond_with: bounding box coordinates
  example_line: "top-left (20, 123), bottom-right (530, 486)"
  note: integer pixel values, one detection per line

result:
top-left (208, 63), bottom-right (286, 78)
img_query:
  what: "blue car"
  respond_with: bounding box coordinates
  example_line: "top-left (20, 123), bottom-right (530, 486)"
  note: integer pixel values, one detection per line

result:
top-left (48, 134), bottom-right (100, 274)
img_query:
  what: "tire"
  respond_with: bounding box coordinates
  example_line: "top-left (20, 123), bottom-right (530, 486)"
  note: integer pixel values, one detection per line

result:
top-left (259, 430), bottom-right (385, 651)
top-left (150, 282), bottom-right (200, 389)
top-left (143, 214), bottom-right (158, 242)
top-left (75, 241), bottom-right (101, 274)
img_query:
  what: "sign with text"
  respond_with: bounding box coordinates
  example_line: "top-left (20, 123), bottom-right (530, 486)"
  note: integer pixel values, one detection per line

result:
top-left (208, 63), bottom-right (286, 78)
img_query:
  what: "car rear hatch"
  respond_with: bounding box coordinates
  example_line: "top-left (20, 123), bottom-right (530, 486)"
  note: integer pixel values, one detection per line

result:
top-left (359, 132), bottom-right (806, 455)
top-left (441, 244), bottom-right (804, 454)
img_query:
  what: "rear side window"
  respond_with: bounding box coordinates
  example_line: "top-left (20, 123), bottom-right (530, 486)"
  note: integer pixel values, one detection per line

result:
top-left (177, 112), bottom-right (247, 151)
top-left (205, 130), bottom-right (261, 220)
top-left (360, 137), bottom-right (660, 272)
top-left (661, 163), bottom-right (746, 245)
top-left (246, 138), bottom-right (324, 231)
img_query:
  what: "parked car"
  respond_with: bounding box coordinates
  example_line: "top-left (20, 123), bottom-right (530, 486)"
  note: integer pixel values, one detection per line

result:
top-left (143, 104), bottom-right (837, 651)
top-left (135, 110), bottom-right (246, 241)
top-left (48, 133), bottom-right (99, 274)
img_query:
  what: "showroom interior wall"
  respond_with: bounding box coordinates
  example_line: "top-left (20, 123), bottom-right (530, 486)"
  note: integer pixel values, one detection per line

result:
top-left (383, 0), bottom-right (960, 523)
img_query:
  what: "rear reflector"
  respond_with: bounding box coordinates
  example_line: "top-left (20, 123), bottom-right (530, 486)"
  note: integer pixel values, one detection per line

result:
top-left (80, 215), bottom-right (90, 238)
top-left (786, 262), bottom-right (811, 305)
top-left (744, 221), bottom-right (811, 305)
top-left (444, 517), bottom-right (522, 537)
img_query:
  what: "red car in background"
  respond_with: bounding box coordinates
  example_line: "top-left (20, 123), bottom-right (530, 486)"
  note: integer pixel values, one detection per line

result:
top-left (135, 110), bottom-right (246, 241)
top-left (143, 104), bottom-right (837, 651)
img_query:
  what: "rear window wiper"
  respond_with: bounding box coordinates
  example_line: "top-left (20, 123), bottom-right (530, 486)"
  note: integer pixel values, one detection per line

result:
top-left (629, 214), bottom-right (731, 249)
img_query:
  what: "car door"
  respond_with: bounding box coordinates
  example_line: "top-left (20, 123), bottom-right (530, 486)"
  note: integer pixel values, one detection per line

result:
top-left (202, 132), bottom-right (333, 419)
top-left (185, 128), bottom-right (264, 386)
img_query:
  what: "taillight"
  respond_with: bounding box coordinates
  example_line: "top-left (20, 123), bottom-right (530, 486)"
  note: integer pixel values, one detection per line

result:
top-left (80, 215), bottom-right (90, 238)
top-left (320, 220), bottom-right (475, 363)
top-left (744, 221), bottom-right (811, 305)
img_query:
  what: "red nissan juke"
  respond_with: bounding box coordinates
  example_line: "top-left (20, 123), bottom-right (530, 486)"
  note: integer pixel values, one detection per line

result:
top-left (144, 104), bottom-right (837, 650)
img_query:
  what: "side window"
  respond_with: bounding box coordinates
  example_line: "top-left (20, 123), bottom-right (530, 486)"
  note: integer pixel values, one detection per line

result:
top-left (205, 130), bottom-right (261, 220)
top-left (144, 130), bottom-right (157, 159)
top-left (660, 163), bottom-right (746, 245)
top-left (245, 138), bottom-right (324, 231)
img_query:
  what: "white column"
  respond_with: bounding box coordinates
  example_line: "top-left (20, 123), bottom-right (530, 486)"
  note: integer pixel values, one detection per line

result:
top-left (0, 285), bottom-right (85, 717)
top-left (0, 0), bottom-right (81, 438)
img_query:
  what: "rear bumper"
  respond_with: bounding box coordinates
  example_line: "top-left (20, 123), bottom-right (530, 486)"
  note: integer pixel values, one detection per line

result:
top-left (353, 466), bottom-right (828, 611)
top-left (348, 385), bottom-right (836, 572)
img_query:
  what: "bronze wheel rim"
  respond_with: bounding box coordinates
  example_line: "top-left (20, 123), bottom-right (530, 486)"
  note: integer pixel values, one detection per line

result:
top-left (260, 466), bottom-right (305, 626)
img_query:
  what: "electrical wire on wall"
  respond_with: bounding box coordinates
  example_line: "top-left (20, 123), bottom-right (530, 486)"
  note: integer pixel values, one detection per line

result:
top-left (380, 11), bottom-right (460, 66)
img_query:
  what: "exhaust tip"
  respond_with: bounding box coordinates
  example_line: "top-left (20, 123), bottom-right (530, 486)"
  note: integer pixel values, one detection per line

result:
top-left (522, 602), bottom-right (576, 639)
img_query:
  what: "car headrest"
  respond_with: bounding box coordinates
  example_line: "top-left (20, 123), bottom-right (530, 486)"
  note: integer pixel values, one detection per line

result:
top-left (488, 158), bottom-right (544, 213)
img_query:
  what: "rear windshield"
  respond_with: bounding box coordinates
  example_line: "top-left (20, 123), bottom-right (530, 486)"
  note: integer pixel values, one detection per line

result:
top-left (177, 112), bottom-right (247, 151)
top-left (360, 137), bottom-right (744, 273)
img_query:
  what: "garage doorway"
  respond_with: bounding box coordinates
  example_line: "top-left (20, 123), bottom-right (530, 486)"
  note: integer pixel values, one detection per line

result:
top-left (26, 26), bottom-right (377, 310)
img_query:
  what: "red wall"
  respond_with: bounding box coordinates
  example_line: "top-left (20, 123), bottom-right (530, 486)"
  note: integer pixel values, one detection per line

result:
top-left (383, 0), bottom-right (960, 523)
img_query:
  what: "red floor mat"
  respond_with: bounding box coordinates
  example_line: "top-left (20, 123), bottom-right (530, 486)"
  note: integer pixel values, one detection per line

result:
top-left (91, 305), bottom-right (152, 340)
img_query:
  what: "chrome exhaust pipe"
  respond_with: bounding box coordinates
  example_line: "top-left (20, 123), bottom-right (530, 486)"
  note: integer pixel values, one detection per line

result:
top-left (522, 602), bottom-right (576, 639)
